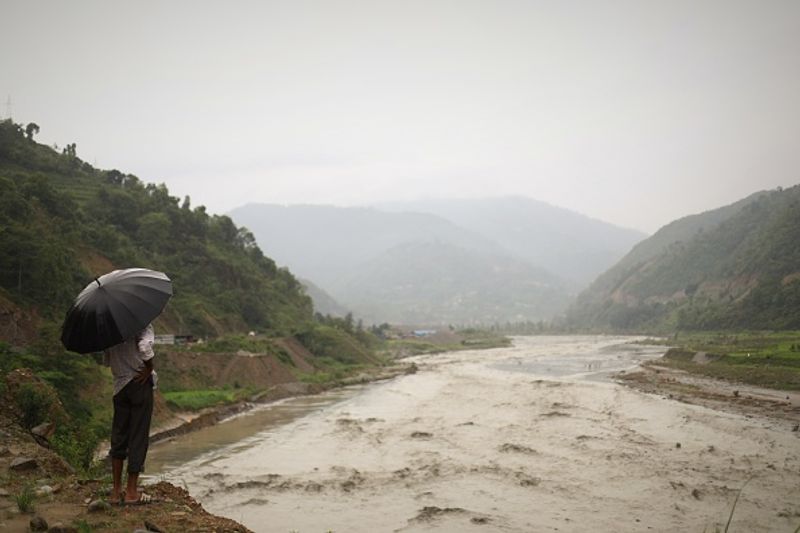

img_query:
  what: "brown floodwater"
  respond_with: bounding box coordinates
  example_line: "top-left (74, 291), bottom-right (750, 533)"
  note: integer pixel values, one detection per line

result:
top-left (146, 336), bottom-right (800, 532)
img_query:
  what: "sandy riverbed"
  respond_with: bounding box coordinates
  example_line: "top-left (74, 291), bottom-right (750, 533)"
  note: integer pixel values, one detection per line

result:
top-left (153, 336), bottom-right (800, 532)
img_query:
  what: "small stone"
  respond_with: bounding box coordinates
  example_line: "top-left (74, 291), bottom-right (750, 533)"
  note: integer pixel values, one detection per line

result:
top-left (691, 488), bottom-right (701, 500)
top-left (87, 499), bottom-right (112, 513)
top-left (0, 446), bottom-right (10, 456)
top-left (9, 457), bottom-right (38, 471)
top-left (47, 523), bottom-right (78, 533)
top-left (0, 488), bottom-right (9, 497)
top-left (35, 485), bottom-right (54, 497)
top-left (31, 422), bottom-right (55, 439)
top-left (144, 520), bottom-right (165, 532)
top-left (29, 515), bottom-right (48, 531)
top-left (675, 442), bottom-right (681, 449)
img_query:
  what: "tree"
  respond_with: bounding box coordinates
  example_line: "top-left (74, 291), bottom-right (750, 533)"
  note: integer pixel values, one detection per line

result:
top-left (24, 123), bottom-right (40, 140)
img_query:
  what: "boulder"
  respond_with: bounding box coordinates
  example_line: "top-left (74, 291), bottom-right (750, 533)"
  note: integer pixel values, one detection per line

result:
top-left (9, 456), bottom-right (38, 471)
top-left (29, 515), bottom-right (48, 531)
top-left (87, 499), bottom-right (112, 513)
top-left (31, 422), bottom-right (55, 440)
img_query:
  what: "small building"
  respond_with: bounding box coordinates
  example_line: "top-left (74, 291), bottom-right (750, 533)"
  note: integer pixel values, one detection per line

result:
top-left (154, 334), bottom-right (175, 345)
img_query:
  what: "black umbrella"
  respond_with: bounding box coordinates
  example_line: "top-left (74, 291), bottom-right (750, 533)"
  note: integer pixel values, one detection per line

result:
top-left (61, 268), bottom-right (173, 353)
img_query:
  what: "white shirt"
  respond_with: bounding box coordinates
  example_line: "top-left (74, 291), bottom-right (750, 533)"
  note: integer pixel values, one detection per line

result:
top-left (104, 324), bottom-right (159, 396)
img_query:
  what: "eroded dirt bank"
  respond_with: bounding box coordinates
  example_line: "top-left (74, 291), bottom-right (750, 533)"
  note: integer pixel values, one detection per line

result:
top-left (155, 336), bottom-right (800, 532)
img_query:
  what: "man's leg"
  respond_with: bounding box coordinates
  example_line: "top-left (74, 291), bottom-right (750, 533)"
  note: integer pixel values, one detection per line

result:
top-left (109, 388), bottom-right (131, 502)
top-left (124, 379), bottom-right (154, 502)
top-left (111, 458), bottom-right (125, 502)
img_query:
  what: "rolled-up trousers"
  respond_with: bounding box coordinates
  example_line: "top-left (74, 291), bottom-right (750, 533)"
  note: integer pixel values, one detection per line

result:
top-left (110, 378), bottom-right (153, 474)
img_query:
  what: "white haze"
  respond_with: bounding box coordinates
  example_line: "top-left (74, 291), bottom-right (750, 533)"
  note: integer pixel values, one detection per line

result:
top-left (2, 0), bottom-right (799, 232)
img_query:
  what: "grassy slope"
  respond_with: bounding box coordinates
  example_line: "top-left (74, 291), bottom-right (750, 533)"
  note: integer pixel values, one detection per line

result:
top-left (642, 331), bottom-right (800, 390)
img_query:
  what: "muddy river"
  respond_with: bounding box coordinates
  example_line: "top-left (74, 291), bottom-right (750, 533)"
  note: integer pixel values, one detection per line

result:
top-left (146, 336), bottom-right (800, 532)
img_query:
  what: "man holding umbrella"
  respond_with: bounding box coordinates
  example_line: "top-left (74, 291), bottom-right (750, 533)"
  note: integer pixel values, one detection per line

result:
top-left (105, 323), bottom-right (158, 504)
top-left (61, 268), bottom-right (172, 505)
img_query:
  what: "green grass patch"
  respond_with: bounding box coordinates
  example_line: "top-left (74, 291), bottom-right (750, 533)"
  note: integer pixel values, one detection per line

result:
top-left (13, 485), bottom-right (36, 513)
top-left (384, 330), bottom-right (511, 356)
top-left (297, 356), bottom-right (363, 385)
top-left (650, 331), bottom-right (800, 390)
top-left (162, 388), bottom-right (254, 411)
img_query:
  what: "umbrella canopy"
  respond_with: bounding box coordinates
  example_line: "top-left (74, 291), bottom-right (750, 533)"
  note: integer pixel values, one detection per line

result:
top-left (61, 268), bottom-right (172, 353)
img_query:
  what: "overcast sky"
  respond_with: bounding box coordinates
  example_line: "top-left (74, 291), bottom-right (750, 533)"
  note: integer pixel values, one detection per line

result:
top-left (2, 0), bottom-right (798, 233)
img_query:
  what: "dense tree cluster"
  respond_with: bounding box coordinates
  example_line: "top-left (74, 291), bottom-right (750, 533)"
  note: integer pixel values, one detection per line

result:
top-left (0, 119), bottom-right (313, 337)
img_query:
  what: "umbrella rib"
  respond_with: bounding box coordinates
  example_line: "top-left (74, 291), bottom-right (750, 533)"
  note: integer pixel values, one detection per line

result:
top-left (111, 286), bottom-right (170, 314)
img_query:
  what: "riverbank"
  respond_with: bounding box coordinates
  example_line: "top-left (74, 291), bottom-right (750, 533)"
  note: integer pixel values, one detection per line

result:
top-left (0, 408), bottom-right (253, 532)
top-left (148, 328), bottom-right (506, 445)
top-left (616, 359), bottom-right (800, 427)
top-left (616, 331), bottom-right (800, 427)
top-left (0, 366), bottom-right (414, 533)
top-left (149, 363), bottom-right (415, 445)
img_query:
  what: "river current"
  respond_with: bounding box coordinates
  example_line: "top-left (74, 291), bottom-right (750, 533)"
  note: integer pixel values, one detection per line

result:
top-left (145, 336), bottom-right (800, 532)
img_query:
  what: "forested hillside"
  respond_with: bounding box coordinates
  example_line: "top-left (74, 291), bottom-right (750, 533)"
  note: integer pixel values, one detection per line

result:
top-left (0, 120), bottom-right (386, 473)
top-left (0, 119), bottom-right (312, 340)
top-left (566, 185), bottom-right (800, 331)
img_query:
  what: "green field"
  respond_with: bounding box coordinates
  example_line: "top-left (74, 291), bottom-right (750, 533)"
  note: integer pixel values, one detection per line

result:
top-left (643, 331), bottom-right (800, 390)
top-left (162, 388), bottom-right (255, 411)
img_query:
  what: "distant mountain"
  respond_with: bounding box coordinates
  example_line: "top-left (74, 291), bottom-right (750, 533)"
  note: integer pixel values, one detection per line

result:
top-left (378, 197), bottom-right (646, 285)
top-left (337, 241), bottom-right (569, 325)
top-left (566, 186), bottom-right (800, 331)
top-left (229, 204), bottom-right (503, 289)
top-left (300, 278), bottom-right (350, 317)
top-left (229, 203), bottom-right (571, 324)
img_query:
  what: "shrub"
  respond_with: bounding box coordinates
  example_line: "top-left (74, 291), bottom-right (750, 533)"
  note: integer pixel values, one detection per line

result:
top-left (13, 485), bottom-right (35, 513)
top-left (51, 423), bottom-right (103, 472)
top-left (14, 383), bottom-right (52, 430)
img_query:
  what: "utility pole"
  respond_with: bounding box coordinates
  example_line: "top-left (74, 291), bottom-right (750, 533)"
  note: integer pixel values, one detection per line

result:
top-left (4, 95), bottom-right (12, 120)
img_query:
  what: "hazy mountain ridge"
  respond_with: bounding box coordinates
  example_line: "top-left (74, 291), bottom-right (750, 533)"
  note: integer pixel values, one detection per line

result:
top-left (567, 185), bottom-right (800, 331)
top-left (300, 278), bottom-right (350, 318)
top-left (229, 204), bottom-right (505, 290)
top-left (230, 199), bottom-right (642, 324)
top-left (339, 241), bottom-right (569, 324)
top-left (378, 196), bottom-right (646, 284)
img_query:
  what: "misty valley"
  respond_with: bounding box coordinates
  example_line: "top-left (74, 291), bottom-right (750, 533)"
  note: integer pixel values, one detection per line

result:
top-left (1, 119), bottom-right (798, 532)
